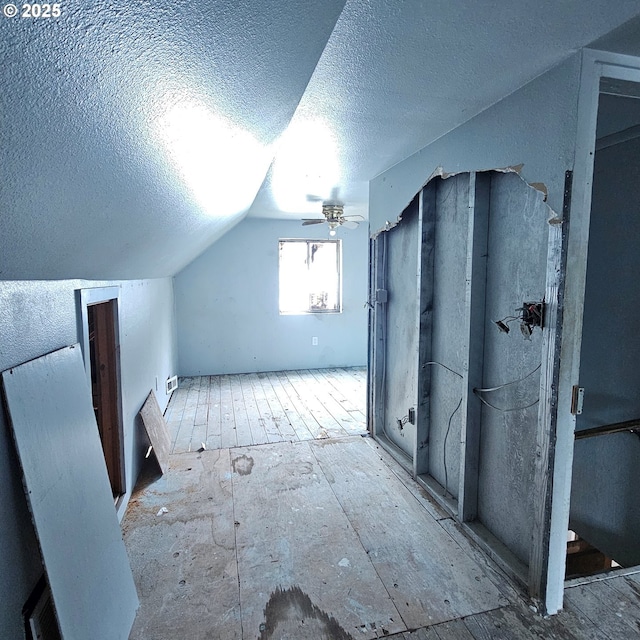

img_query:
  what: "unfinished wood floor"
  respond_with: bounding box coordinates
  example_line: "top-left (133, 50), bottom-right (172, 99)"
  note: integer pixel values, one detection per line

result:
top-left (124, 369), bottom-right (640, 640)
top-left (164, 367), bottom-right (367, 453)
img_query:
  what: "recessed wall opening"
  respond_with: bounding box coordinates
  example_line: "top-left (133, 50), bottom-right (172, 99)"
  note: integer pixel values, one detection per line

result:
top-left (87, 300), bottom-right (125, 501)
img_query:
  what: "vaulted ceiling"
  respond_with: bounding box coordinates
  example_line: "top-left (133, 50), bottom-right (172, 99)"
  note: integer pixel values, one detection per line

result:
top-left (2, 1), bottom-right (640, 280)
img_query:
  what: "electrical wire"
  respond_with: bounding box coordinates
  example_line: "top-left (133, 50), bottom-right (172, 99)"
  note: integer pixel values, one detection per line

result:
top-left (474, 394), bottom-right (539, 413)
top-left (474, 364), bottom-right (541, 392)
top-left (424, 360), bottom-right (463, 498)
top-left (424, 361), bottom-right (463, 379)
top-left (442, 396), bottom-right (463, 498)
top-left (472, 364), bottom-right (542, 412)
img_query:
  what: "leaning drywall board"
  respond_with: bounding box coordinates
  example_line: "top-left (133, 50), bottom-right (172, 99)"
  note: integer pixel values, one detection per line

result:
top-left (139, 389), bottom-right (171, 474)
top-left (2, 345), bottom-right (138, 640)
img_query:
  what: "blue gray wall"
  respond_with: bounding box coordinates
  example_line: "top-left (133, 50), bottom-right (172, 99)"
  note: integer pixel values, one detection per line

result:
top-left (0, 278), bottom-right (177, 639)
top-left (175, 217), bottom-right (368, 375)
top-left (369, 55), bottom-right (580, 577)
top-left (369, 53), bottom-right (581, 233)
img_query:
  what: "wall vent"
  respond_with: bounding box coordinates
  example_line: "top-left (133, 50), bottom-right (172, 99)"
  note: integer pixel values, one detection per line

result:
top-left (24, 577), bottom-right (61, 640)
top-left (166, 375), bottom-right (178, 394)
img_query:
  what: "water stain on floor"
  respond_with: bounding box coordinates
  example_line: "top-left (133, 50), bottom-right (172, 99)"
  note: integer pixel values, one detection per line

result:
top-left (231, 454), bottom-right (254, 476)
top-left (258, 586), bottom-right (355, 640)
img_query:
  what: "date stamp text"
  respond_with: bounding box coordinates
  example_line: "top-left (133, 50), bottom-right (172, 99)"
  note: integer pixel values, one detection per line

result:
top-left (3, 3), bottom-right (62, 18)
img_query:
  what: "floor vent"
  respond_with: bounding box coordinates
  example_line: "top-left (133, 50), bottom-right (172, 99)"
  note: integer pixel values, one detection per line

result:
top-left (24, 577), bottom-right (61, 640)
top-left (166, 375), bottom-right (178, 394)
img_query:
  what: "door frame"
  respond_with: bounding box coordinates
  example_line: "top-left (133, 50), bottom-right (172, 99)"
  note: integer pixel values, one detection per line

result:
top-left (544, 48), bottom-right (640, 614)
top-left (76, 286), bottom-right (126, 506)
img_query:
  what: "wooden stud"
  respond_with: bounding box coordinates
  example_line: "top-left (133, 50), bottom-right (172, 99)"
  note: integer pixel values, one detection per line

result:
top-left (414, 182), bottom-right (436, 477)
top-left (528, 171), bottom-right (571, 609)
top-left (458, 172), bottom-right (491, 522)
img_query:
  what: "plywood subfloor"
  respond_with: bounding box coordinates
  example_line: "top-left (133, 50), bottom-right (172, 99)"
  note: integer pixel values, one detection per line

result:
top-left (125, 368), bottom-right (640, 640)
top-left (164, 368), bottom-right (367, 452)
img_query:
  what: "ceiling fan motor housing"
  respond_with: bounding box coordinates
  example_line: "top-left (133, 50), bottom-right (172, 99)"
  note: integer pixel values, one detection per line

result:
top-left (322, 204), bottom-right (344, 221)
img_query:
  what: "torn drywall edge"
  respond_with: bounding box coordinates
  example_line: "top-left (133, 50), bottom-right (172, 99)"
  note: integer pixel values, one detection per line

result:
top-left (370, 164), bottom-right (556, 238)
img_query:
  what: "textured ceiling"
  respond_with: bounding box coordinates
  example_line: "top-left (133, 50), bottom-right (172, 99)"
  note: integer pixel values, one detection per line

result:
top-left (0, 0), bottom-right (346, 279)
top-left (248, 0), bottom-right (640, 222)
top-left (1, 0), bottom-right (640, 279)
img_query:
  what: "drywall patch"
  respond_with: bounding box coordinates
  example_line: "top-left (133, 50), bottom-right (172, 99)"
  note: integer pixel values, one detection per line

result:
top-left (370, 165), bottom-right (556, 238)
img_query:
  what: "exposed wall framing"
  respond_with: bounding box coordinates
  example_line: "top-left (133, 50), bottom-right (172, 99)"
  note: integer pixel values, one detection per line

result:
top-left (368, 168), bottom-right (563, 611)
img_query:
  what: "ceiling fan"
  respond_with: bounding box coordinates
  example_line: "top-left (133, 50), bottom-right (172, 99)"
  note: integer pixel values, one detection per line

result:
top-left (301, 203), bottom-right (364, 236)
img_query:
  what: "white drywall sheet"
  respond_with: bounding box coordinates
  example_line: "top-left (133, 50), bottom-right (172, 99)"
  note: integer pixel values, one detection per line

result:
top-left (2, 344), bottom-right (138, 640)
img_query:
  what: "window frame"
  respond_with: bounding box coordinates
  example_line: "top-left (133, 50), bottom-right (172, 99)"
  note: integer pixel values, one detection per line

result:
top-left (278, 238), bottom-right (342, 315)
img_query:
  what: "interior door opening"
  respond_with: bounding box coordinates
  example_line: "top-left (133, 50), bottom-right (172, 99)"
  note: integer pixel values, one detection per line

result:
top-left (87, 300), bottom-right (125, 502)
top-left (567, 76), bottom-right (640, 580)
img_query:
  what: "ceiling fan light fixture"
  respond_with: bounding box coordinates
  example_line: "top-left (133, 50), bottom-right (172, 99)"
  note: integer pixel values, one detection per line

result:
top-left (300, 201), bottom-right (362, 232)
top-left (322, 203), bottom-right (344, 220)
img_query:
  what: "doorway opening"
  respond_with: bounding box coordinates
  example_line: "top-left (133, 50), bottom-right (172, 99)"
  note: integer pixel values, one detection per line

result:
top-left (78, 287), bottom-right (125, 505)
top-left (567, 74), bottom-right (640, 581)
top-left (88, 301), bottom-right (125, 500)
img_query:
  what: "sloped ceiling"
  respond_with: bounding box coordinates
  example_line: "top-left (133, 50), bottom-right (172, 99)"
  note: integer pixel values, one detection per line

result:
top-left (0, 0), bottom-right (347, 279)
top-left (1, 1), bottom-right (640, 280)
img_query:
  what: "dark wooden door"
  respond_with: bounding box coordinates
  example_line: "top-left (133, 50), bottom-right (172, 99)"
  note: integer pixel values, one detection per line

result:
top-left (88, 300), bottom-right (124, 499)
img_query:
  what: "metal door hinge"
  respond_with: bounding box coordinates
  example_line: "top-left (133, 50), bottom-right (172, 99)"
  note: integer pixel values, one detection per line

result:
top-left (571, 386), bottom-right (584, 415)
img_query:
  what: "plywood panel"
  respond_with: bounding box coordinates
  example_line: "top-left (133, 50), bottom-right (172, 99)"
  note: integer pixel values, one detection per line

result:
top-left (383, 198), bottom-right (420, 458)
top-left (230, 440), bottom-right (404, 639)
top-left (139, 390), bottom-right (171, 474)
top-left (311, 437), bottom-right (508, 629)
top-left (124, 450), bottom-right (241, 640)
top-left (428, 174), bottom-right (469, 496)
top-left (2, 345), bottom-right (138, 640)
top-left (477, 172), bottom-right (548, 565)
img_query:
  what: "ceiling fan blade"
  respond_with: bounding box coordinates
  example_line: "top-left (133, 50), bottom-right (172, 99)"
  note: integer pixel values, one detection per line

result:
top-left (343, 214), bottom-right (365, 221)
top-left (302, 219), bottom-right (326, 226)
top-left (342, 220), bottom-right (359, 230)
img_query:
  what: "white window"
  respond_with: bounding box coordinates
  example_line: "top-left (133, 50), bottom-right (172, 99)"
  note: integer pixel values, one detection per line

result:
top-left (279, 239), bottom-right (341, 314)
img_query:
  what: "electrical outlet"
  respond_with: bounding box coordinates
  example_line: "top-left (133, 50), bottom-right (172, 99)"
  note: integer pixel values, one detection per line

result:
top-left (522, 301), bottom-right (544, 328)
top-left (312, 337), bottom-right (318, 346)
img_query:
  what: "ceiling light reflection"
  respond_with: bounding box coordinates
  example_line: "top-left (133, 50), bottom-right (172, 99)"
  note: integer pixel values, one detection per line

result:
top-left (157, 99), bottom-right (271, 218)
top-left (272, 118), bottom-right (340, 213)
